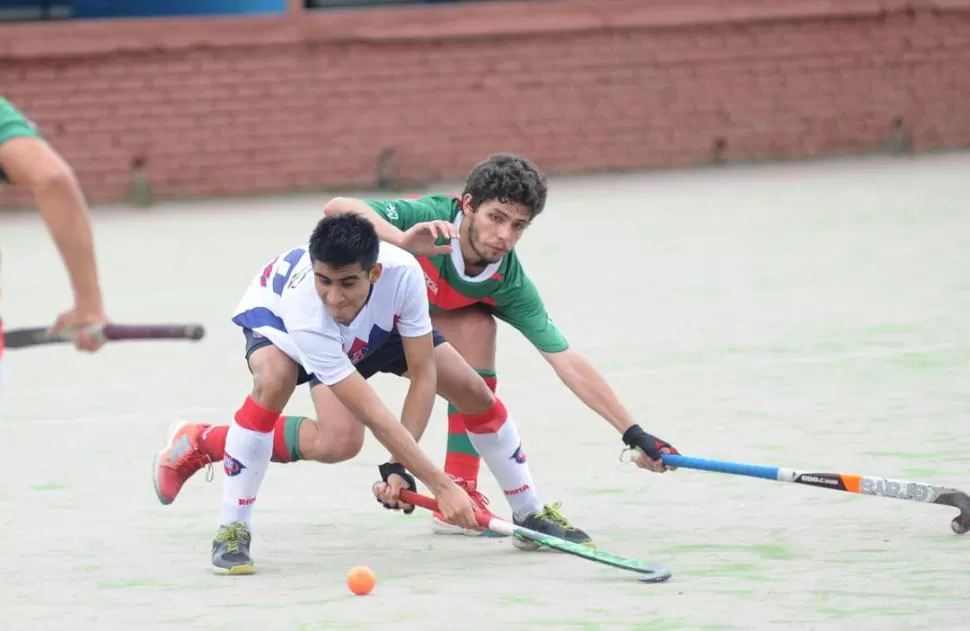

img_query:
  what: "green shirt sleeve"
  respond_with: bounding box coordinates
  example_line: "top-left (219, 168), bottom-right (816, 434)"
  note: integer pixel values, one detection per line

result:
top-left (492, 257), bottom-right (569, 353)
top-left (0, 98), bottom-right (42, 183)
top-left (364, 195), bottom-right (458, 231)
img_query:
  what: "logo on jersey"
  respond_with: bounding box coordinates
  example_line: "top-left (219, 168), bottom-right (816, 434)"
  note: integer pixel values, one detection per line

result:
top-left (348, 339), bottom-right (370, 364)
top-left (288, 265), bottom-right (311, 289)
top-left (224, 453), bottom-right (247, 477)
top-left (383, 204), bottom-right (399, 220)
top-left (347, 323), bottom-right (394, 365)
top-left (510, 443), bottom-right (527, 464)
top-left (423, 272), bottom-right (439, 295)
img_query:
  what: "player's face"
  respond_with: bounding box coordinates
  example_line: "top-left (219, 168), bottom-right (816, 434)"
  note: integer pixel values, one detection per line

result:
top-left (313, 262), bottom-right (382, 324)
top-left (461, 196), bottom-right (531, 265)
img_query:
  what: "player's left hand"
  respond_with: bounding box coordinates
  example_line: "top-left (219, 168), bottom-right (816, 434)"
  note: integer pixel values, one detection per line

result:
top-left (374, 462), bottom-right (416, 514)
top-left (622, 424), bottom-right (679, 473)
top-left (50, 307), bottom-right (108, 352)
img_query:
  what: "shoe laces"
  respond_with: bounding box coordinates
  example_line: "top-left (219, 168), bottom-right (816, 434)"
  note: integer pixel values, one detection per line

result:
top-left (170, 434), bottom-right (214, 482)
top-left (215, 522), bottom-right (250, 554)
top-left (469, 489), bottom-right (491, 510)
top-left (444, 475), bottom-right (496, 517)
top-left (536, 502), bottom-right (577, 531)
top-left (449, 476), bottom-right (491, 509)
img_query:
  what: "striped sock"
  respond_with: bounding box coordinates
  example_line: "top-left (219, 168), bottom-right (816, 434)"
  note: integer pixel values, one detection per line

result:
top-left (201, 416), bottom-right (305, 464)
top-left (443, 369), bottom-right (495, 484)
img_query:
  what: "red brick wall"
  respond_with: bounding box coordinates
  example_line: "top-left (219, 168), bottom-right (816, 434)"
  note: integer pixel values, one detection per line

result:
top-left (2, 0), bottom-right (969, 207)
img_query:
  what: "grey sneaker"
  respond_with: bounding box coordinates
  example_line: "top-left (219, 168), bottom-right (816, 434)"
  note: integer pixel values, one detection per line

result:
top-left (512, 502), bottom-right (595, 551)
top-left (211, 521), bottom-right (255, 575)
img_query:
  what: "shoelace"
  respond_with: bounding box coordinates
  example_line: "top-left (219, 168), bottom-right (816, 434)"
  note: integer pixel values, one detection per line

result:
top-left (538, 502), bottom-right (578, 531)
top-left (171, 444), bottom-right (214, 483)
top-left (215, 523), bottom-right (248, 553)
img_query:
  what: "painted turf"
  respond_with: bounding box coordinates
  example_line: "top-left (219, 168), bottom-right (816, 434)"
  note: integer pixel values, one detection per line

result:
top-left (1, 152), bottom-right (968, 630)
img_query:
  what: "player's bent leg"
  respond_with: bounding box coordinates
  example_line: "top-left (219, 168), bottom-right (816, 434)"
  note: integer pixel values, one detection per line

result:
top-left (432, 342), bottom-right (595, 549)
top-left (429, 307), bottom-right (497, 488)
top-left (153, 339), bottom-right (300, 507)
top-left (300, 380), bottom-right (366, 463)
top-left (153, 382), bottom-right (365, 503)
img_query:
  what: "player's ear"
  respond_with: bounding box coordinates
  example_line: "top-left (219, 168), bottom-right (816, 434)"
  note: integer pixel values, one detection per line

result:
top-left (368, 263), bottom-right (383, 284)
top-left (461, 193), bottom-right (475, 216)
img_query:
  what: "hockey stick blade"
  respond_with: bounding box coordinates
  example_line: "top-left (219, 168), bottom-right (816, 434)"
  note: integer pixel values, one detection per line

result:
top-left (4, 323), bottom-right (206, 350)
top-left (647, 453), bottom-right (970, 535)
top-left (398, 489), bottom-right (672, 582)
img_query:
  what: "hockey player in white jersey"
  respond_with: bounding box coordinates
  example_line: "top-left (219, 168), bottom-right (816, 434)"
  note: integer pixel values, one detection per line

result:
top-left (155, 213), bottom-right (584, 574)
top-left (157, 213), bottom-right (480, 574)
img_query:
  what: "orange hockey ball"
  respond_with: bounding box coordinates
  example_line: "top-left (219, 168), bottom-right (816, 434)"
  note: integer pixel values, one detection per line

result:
top-left (347, 566), bottom-right (376, 595)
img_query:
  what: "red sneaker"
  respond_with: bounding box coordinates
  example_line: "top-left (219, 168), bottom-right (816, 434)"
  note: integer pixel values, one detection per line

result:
top-left (152, 422), bottom-right (213, 505)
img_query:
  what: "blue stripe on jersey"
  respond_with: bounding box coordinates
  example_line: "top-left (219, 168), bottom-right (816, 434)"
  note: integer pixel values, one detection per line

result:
top-left (272, 248), bottom-right (306, 295)
top-left (232, 307), bottom-right (287, 333)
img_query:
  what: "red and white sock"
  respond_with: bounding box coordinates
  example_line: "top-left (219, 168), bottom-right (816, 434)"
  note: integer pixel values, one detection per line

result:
top-left (219, 396), bottom-right (279, 528)
top-left (464, 398), bottom-right (542, 520)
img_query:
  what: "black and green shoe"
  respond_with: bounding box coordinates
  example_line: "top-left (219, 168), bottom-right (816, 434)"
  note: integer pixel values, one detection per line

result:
top-left (512, 502), bottom-right (595, 550)
top-left (211, 521), bottom-right (255, 575)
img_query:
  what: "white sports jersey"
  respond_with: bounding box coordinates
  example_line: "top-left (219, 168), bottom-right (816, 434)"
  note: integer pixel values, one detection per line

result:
top-left (231, 242), bottom-right (432, 386)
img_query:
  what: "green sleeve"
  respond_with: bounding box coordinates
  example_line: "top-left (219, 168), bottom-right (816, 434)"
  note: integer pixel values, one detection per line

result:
top-left (0, 98), bottom-right (41, 145)
top-left (0, 98), bottom-right (42, 183)
top-left (492, 261), bottom-right (569, 353)
top-left (363, 195), bottom-right (458, 231)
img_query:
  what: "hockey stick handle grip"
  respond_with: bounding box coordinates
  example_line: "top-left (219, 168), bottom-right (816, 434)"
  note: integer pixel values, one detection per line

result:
top-left (398, 489), bottom-right (494, 529)
top-left (3, 322), bottom-right (206, 349)
top-left (101, 323), bottom-right (206, 341)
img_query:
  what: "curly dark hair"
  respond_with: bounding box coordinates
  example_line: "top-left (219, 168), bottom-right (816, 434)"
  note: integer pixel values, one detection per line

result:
top-left (309, 213), bottom-right (379, 270)
top-left (461, 153), bottom-right (548, 220)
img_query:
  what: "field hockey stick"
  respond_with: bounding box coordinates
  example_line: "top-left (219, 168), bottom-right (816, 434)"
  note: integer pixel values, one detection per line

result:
top-left (4, 323), bottom-right (206, 350)
top-left (626, 450), bottom-right (970, 535)
top-left (397, 488), bottom-right (672, 583)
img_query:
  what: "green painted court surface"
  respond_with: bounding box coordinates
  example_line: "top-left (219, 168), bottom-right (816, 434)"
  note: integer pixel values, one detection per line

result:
top-left (2, 152), bottom-right (968, 630)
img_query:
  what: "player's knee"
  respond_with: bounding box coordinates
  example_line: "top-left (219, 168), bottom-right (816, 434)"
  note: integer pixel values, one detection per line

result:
top-left (248, 346), bottom-right (298, 409)
top-left (250, 376), bottom-right (293, 410)
top-left (451, 370), bottom-right (496, 416)
top-left (249, 365), bottom-right (297, 410)
top-left (305, 426), bottom-right (364, 463)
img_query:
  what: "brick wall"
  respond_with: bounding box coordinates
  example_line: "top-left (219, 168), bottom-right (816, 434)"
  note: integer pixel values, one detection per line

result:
top-left (2, 0), bottom-right (969, 207)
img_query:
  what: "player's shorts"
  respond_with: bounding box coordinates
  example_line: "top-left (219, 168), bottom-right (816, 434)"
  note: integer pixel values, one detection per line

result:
top-left (241, 327), bottom-right (447, 387)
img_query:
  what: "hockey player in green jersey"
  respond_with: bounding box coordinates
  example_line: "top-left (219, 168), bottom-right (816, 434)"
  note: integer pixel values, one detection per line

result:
top-left (323, 153), bottom-right (680, 537)
top-left (0, 97), bottom-right (109, 382)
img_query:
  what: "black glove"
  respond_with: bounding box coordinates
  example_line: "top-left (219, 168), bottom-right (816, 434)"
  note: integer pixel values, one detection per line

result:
top-left (622, 424), bottom-right (679, 461)
top-left (377, 461), bottom-right (417, 514)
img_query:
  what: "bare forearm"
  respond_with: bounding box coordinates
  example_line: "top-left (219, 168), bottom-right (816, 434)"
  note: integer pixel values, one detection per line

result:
top-left (35, 178), bottom-right (103, 314)
top-left (397, 372), bottom-right (437, 447)
top-left (547, 349), bottom-right (636, 434)
top-left (367, 415), bottom-right (451, 493)
top-left (323, 197), bottom-right (406, 247)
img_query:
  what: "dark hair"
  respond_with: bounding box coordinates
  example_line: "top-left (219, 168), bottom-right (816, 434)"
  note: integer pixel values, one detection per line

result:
top-left (461, 153), bottom-right (548, 219)
top-left (308, 213), bottom-right (380, 270)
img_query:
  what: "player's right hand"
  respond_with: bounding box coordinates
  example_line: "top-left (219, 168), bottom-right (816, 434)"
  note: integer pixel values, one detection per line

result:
top-left (400, 221), bottom-right (458, 257)
top-left (622, 424), bottom-right (679, 473)
top-left (434, 480), bottom-right (481, 530)
top-left (50, 307), bottom-right (108, 353)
